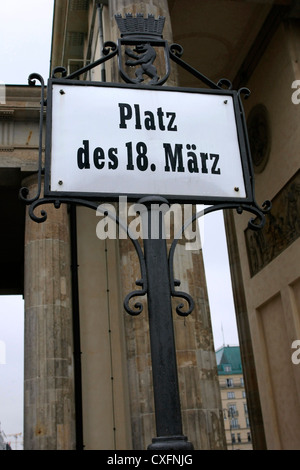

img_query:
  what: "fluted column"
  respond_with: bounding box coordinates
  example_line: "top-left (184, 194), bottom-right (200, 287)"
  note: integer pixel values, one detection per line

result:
top-left (23, 175), bottom-right (76, 450)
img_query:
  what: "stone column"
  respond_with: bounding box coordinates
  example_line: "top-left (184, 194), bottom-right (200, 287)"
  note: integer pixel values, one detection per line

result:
top-left (23, 175), bottom-right (76, 450)
top-left (108, 0), bottom-right (226, 450)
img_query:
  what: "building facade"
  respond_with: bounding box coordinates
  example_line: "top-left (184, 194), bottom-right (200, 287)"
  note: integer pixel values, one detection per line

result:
top-left (223, 4), bottom-right (300, 450)
top-left (1, 0), bottom-right (300, 451)
top-left (216, 346), bottom-right (252, 450)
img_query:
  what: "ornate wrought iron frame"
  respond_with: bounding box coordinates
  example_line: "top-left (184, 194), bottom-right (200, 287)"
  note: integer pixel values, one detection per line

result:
top-left (20, 37), bottom-right (271, 316)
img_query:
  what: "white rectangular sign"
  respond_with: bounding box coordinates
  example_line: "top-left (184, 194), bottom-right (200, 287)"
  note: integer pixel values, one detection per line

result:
top-left (46, 82), bottom-right (249, 202)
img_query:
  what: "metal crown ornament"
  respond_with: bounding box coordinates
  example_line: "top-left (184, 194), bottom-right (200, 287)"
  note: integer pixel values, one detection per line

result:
top-left (115, 13), bottom-right (165, 38)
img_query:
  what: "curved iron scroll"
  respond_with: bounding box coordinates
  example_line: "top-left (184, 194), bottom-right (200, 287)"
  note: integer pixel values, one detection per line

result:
top-left (168, 200), bottom-right (271, 317)
top-left (48, 37), bottom-right (234, 89)
top-left (169, 43), bottom-right (233, 90)
top-left (23, 194), bottom-right (271, 319)
top-left (19, 73), bottom-right (46, 204)
top-left (24, 196), bottom-right (148, 316)
top-left (51, 41), bottom-right (118, 80)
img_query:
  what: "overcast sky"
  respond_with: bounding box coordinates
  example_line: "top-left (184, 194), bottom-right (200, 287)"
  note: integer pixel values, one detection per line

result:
top-left (0, 0), bottom-right (239, 449)
top-left (0, 0), bottom-right (54, 85)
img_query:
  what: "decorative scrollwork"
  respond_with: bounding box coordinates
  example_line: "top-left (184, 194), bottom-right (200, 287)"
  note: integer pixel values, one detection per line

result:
top-left (170, 279), bottom-right (195, 317)
top-left (168, 201), bottom-right (271, 317)
top-left (26, 195), bottom-right (148, 315)
top-left (238, 87), bottom-right (251, 101)
top-left (123, 278), bottom-right (147, 316)
top-left (66, 41), bottom-right (118, 80)
top-left (52, 66), bottom-right (68, 78)
top-left (102, 40), bottom-right (118, 56)
top-left (51, 42), bottom-right (118, 81)
top-left (19, 73), bottom-right (45, 205)
top-left (243, 199), bottom-right (272, 231)
top-left (217, 78), bottom-right (233, 90)
top-left (28, 72), bottom-right (45, 89)
top-left (169, 43), bottom-right (184, 58)
top-left (26, 197), bottom-right (63, 223)
top-left (122, 225), bottom-right (147, 316)
top-left (169, 42), bottom-right (232, 91)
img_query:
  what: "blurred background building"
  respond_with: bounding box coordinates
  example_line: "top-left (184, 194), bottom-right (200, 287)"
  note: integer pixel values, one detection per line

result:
top-left (216, 345), bottom-right (252, 450)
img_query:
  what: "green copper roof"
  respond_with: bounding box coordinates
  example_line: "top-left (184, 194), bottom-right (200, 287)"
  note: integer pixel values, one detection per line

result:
top-left (216, 346), bottom-right (243, 375)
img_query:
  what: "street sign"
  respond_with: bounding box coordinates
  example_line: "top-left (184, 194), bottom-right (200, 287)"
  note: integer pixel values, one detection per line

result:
top-left (45, 79), bottom-right (251, 203)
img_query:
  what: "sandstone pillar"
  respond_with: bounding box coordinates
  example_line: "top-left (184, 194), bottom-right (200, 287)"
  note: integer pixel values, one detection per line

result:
top-left (108, 0), bottom-right (226, 449)
top-left (23, 175), bottom-right (76, 450)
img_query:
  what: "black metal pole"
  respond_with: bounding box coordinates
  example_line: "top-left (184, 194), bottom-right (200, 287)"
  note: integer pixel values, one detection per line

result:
top-left (70, 205), bottom-right (84, 450)
top-left (138, 197), bottom-right (193, 450)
